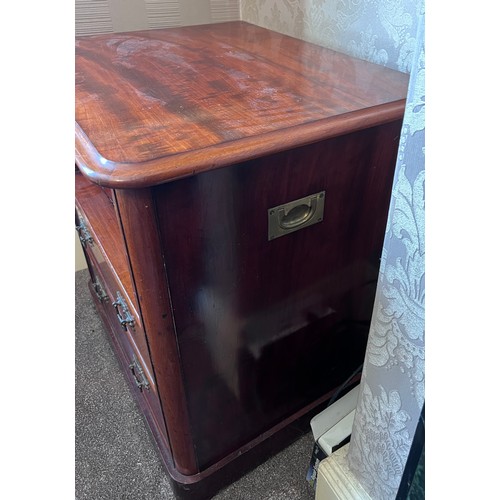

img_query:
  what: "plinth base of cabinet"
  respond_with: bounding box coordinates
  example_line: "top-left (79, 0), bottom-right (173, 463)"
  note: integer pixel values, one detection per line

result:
top-left (168, 416), bottom-right (315, 499)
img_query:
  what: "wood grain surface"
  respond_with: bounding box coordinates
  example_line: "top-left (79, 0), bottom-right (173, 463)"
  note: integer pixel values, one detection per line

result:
top-left (75, 21), bottom-right (408, 188)
top-left (153, 120), bottom-right (402, 470)
top-left (114, 187), bottom-right (199, 475)
top-left (75, 173), bottom-right (138, 315)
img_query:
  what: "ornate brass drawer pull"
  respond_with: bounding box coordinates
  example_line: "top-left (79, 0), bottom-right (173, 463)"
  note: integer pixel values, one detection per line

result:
top-left (76, 219), bottom-right (94, 247)
top-left (129, 355), bottom-right (150, 392)
top-left (112, 291), bottom-right (134, 330)
top-left (92, 276), bottom-right (109, 303)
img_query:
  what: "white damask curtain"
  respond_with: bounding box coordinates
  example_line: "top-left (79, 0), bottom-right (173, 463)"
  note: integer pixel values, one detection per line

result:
top-left (347, 8), bottom-right (425, 500)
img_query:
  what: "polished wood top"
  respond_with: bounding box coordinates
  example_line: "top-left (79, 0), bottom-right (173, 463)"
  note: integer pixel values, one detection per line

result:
top-left (76, 21), bottom-right (408, 188)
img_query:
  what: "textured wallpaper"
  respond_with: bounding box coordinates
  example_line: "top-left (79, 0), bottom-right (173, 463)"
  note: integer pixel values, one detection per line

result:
top-left (76, 0), bottom-right (240, 36)
top-left (241, 0), bottom-right (422, 73)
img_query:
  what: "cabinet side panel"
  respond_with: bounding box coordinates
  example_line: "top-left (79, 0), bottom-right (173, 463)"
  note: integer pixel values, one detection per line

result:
top-left (114, 188), bottom-right (198, 476)
top-left (154, 121), bottom-right (402, 469)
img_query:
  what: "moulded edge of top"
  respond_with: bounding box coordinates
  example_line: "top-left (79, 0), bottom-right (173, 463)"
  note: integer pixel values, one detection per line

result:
top-left (75, 100), bottom-right (406, 190)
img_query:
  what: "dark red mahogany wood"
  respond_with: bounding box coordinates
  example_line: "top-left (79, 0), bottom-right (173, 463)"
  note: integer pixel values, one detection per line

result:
top-left (75, 173), bottom-right (156, 381)
top-left (154, 119), bottom-right (402, 470)
top-left (75, 20), bottom-right (409, 493)
top-left (75, 21), bottom-right (408, 188)
top-left (114, 187), bottom-right (198, 475)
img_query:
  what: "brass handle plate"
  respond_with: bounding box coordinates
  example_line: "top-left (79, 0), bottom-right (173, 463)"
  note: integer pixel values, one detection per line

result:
top-left (268, 191), bottom-right (325, 240)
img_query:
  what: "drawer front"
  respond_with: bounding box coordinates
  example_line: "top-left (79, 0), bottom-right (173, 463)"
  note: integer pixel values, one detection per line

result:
top-left (76, 208), bottom-right (155, 388)
top-left (86, 259), bottom-right (169, 442)
top-left (75, 206), bottom-right (137, 319)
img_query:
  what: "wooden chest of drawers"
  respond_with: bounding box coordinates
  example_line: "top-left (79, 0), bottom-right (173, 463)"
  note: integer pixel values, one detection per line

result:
top-left (75, 21), bottom-right (408, 495)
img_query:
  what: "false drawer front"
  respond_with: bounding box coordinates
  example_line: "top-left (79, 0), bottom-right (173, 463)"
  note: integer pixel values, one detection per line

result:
top-left (87, 259), bottom-right (169, 443)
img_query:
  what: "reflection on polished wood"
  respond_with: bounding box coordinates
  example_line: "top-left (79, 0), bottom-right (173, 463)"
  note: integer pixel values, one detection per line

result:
top-left (154, 121), bottom-right (402, 469)
top-left (75, 21), bottom-right (408, 188)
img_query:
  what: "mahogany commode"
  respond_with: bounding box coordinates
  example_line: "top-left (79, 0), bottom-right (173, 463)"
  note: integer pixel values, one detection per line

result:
top-left (75, 21), bottom-right (408, 496)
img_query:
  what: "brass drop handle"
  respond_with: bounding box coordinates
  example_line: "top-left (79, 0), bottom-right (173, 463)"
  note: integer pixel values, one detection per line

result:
top-left (278, 198), bottom-right (317, 229)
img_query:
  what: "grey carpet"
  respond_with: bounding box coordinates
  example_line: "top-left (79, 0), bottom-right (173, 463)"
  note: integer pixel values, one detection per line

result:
top-left (75, 270), bottom-right (316, 499)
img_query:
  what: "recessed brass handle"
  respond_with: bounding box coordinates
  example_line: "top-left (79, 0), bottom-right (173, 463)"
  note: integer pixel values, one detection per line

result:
top-left (268, 191), bottom-right (325, 240)
top-left (278, 198), bottom-right (317, 230)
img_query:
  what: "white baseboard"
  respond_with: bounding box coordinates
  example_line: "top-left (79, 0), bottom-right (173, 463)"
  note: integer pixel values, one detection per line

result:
top-left (318, 410), bottom-right (355, 456)
top-left (315, 444), bottom-right (371, 500)
top-left (310, 385), bottom-right (360, 442)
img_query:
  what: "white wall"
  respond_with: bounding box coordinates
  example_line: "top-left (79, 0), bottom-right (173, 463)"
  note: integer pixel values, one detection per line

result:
top-left (75, 232), bottom-right (88, 272)
top-left (76, 0), bottom-right (240, 36)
